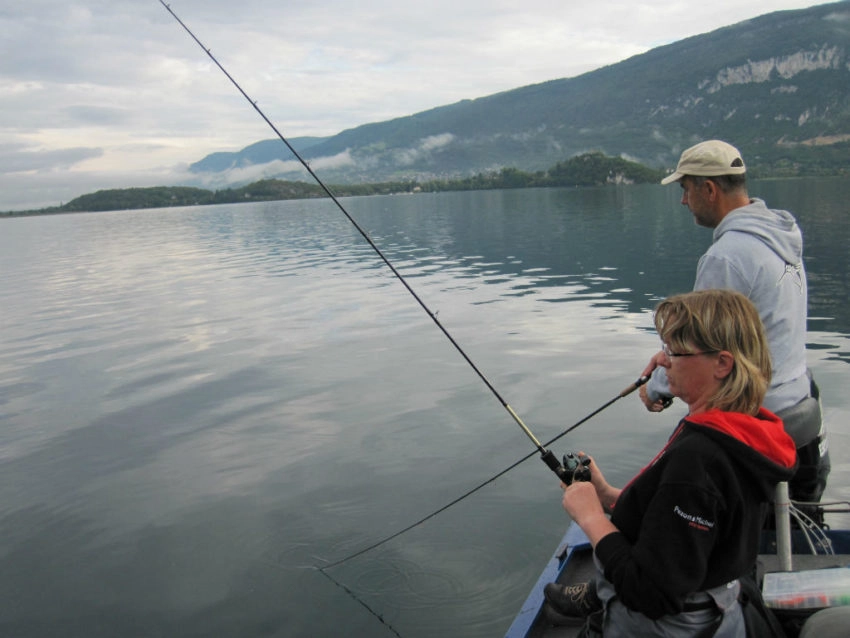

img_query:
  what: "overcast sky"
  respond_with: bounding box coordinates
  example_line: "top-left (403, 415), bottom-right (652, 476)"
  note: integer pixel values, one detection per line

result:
top-left (0, 0), bottom-right (830, 211)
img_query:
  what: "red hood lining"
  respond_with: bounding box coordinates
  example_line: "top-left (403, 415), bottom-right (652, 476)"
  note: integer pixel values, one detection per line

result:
top-left (685, 407), bottom-right (797, 469)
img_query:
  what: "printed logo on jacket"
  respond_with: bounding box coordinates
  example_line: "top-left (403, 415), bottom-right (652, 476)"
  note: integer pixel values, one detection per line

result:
top-left (673, 505), bottom-right (716, 532)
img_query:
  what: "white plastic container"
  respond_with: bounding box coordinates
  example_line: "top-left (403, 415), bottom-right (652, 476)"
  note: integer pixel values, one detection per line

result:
top-left (762, 567), bottom-right (850, 610)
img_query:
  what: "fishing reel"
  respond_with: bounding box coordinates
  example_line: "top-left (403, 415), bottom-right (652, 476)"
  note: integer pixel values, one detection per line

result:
top-left (560, 452), bottom-right (592, 486)
top-left (540, 449), bottom-right (592, 486)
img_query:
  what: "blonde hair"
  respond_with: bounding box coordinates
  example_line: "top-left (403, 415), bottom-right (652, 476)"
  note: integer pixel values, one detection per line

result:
top-left (654, 289), bottom-right (771, 415)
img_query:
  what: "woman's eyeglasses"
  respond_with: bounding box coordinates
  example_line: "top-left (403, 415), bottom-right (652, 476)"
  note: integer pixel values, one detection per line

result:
top-left (662, 343), bottom-right (719, 358)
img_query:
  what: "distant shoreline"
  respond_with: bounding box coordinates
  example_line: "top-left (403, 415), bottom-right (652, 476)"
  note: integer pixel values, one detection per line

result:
top-left (1, 152), bottom-right (667, 217)
top-left (3, 165), bottom-right (845, 219)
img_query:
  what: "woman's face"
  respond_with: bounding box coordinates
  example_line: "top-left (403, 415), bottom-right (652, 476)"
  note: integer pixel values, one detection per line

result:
top-left (660, 342), bottom-right (723, 414)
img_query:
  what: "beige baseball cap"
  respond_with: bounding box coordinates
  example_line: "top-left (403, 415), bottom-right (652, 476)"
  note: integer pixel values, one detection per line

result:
top-left (660, 140), bottom-right (746, 185)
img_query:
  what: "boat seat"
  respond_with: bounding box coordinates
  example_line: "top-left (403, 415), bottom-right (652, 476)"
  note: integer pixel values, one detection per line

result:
top-left (799, 606), bottom-right (850, 637)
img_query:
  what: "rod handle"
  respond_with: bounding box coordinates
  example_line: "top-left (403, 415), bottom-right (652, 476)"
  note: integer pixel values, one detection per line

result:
top-left (619, 375), bottom-right (649, 397)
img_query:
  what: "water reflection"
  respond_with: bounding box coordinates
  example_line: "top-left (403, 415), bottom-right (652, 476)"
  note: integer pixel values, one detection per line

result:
top-left (0, 180), bottom-right (847, 638)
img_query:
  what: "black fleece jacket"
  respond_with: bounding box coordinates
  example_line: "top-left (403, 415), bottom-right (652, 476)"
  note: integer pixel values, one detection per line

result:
top-left (594, 408), bottom-right (797, 619)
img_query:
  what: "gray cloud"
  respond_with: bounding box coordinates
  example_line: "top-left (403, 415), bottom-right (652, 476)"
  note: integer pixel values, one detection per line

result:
top-left (0, 146), bottom-right (104, 173)
top-left (193, 150), bottom-right (355, 189)
top-left (394, 134), bottom-right (456, 166)
top-left (0, 0), bottom-right (826, 211)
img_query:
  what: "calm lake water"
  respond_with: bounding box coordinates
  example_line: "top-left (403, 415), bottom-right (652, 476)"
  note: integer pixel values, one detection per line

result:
top-left (1, 179), bottom-right (849, 638)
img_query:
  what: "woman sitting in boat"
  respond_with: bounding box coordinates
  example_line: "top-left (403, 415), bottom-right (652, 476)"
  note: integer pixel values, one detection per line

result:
top-left (547, 289), bottom-right (797, 636)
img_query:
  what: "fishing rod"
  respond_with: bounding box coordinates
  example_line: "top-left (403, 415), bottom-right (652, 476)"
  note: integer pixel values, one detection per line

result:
top-left (159, 1), bottom-right (619, 486)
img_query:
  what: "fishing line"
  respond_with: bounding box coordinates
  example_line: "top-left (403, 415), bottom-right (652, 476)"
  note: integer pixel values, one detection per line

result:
top-left (308, 378), bottom-right (646, 638)
top-left (159, 5), bottom-right (653, 635)
top-left (159, 0), bottom-right (584, 485)
top-left (317, 569), bottom-right (404, 638)
top-left (318, 375), bottom-right (647, 570)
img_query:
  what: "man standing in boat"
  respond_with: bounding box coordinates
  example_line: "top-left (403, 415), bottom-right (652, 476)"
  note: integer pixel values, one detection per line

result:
top-left (639, 139), bottom-right (829, 507)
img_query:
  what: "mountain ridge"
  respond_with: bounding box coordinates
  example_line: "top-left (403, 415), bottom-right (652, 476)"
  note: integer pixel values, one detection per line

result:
top-left (188, 1), bottom-right (850, 185)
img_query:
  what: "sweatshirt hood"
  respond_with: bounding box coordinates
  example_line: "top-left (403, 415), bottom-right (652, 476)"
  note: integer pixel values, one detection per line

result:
top-left (685, 408), bottom-right (797, 487)
top-left (714, 198), bottom-right (803, 267)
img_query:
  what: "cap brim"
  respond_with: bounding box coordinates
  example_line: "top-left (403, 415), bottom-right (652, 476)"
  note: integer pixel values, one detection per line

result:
top-left (660, 171), bottom-right (684, 185)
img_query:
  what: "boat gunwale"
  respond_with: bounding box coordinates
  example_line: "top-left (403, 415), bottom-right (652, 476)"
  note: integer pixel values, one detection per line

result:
top-left (504, 524), bottom-right (591, 638)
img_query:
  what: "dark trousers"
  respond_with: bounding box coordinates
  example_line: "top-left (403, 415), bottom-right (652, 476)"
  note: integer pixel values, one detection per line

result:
top-left (778, 374), bottom-right (830, 521)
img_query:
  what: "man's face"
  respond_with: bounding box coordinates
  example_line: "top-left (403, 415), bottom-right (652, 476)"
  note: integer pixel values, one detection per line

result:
top-left (679, 177), bottom-right (719, 228)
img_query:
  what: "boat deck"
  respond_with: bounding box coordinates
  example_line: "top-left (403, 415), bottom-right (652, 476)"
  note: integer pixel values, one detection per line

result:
top-left (530, 544), bottom-right (596, 638)
top-left (505, 524), bottom-right (850, 638)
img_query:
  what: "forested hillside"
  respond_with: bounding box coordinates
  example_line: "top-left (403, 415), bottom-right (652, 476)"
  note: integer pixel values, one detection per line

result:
top-left (188, 1), bottom-right (850, 186)
top-left (5, 153), bottom-right (663, 215)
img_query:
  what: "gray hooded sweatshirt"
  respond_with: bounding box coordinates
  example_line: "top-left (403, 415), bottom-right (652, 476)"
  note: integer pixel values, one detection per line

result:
top-left (647, 198), bottom-right (810, 413)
